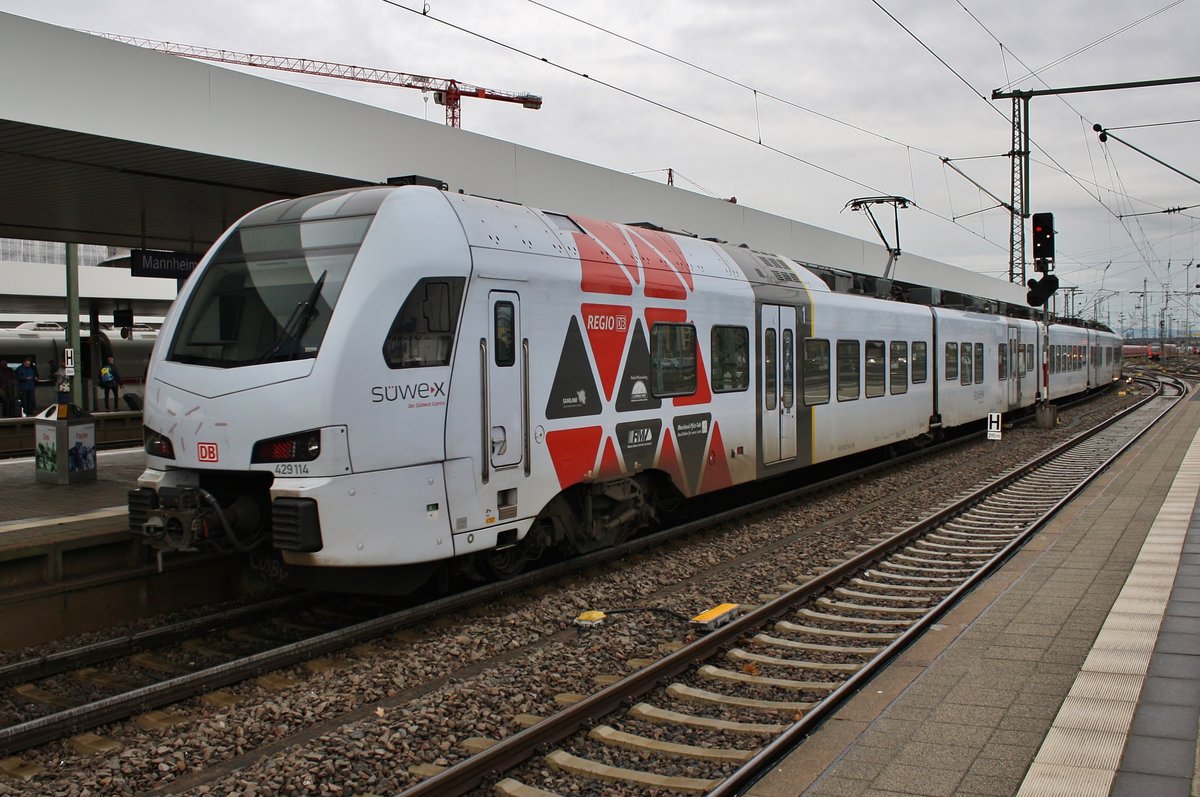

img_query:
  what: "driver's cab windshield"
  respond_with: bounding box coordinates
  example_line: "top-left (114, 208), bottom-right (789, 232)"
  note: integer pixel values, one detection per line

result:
top-left (168, 213), bottom-right (373, 368)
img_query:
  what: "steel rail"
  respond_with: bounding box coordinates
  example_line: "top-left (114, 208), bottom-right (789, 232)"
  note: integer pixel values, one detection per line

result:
top-left (0, 445), bottom-right (924, 758)
top-left (0, 592), bottom-right (313, 687)
top-left (396, 378), bottom-right (1168, 796)
top-left (0, 383), bottom-right (1136, 758)
top-left (712, 379), bottom-right (1180, 795)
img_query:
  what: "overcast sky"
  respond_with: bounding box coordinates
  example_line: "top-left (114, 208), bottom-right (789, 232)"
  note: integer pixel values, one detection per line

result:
top-left (3, 0), bottom-right (1198, 335)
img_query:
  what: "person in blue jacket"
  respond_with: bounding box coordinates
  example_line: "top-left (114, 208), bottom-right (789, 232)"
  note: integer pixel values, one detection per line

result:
top-left (99, 355), bottom-right (122, 411)
top-left (14, 356), bottom-right (37, 417)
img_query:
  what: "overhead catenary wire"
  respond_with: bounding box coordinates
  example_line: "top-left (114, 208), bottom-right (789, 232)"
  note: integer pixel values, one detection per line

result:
top-left (385, 0), bottom-right (1188, 297)
top-left (995, 0), bottom-right (1185, 92)
top-left (905, 0), bottom-right (1196, 299)
top-left (378, 0), bottom-right (1012, 253)
top-left (522, 0), bottom-right (942, 159)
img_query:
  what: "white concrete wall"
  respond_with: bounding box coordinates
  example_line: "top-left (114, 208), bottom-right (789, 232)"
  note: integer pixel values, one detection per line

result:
top-left (0, 11), bottom-right (1026, 306)
top-left (0, 261), bottom-right (177, 301)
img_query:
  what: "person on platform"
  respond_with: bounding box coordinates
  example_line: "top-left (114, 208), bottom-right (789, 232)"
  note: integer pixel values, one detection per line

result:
top-left (15, 356), bottom-right (37, 417)
top-left (99, 355), bottom-right (122, 411)
top-left (0, 359), bottom-right (14, 417)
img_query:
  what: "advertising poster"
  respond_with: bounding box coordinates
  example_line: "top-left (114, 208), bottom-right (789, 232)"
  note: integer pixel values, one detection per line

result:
top-left (68, 423), bottom-right (96, 472)
top-left (34, 423), bottom-right (56, 473)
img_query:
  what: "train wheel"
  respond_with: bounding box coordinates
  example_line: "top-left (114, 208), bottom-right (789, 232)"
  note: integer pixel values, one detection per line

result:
top-left (477, 544), bottom-right (531, 581)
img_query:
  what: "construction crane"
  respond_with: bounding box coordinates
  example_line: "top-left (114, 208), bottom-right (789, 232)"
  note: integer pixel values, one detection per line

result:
top-left (87, 32), bottom-right (542, 129)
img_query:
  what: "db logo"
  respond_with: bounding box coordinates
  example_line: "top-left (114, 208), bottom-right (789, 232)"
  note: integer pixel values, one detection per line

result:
top-left (197, 442), bottom-right (219, 462)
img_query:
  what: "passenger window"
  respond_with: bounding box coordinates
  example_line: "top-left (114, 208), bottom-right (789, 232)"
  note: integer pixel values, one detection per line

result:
top-left (782, 329), bottom-right (795, 409)
top-left (960, 342), bottom-right (973, 385)
top-left (711, 326), bottom-right (749, 393)
top-left (382, 277), bottom-right (466, 369)
top-left (945, 342), bottom-right (959, 381)
top-left (837, 339), bottom-right (860, 401)
top-left (865, 340), bottom-right (885, 398)
top-left (494, 301), bottom-right (516, 367)
top-left (974, 343), bottom-right (984, 383)
top-left (998, 343), bottom-right (1008, 380)
top-left (803, 338), bottom-right (830, 405)
top-left (650, 323), bottom-right (696, 397)
top-left (890, 341), bottom-right (908, 395)
top-left (911, 341), bottom-right (927, 383)
top-left (765, 328), bottom-right (778, 410)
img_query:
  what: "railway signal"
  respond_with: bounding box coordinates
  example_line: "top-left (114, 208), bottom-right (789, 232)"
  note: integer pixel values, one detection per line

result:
top-left (1031, 212), bottom-right (1055, 272)
top-left (1026, 273), bottom-right (1059, 307)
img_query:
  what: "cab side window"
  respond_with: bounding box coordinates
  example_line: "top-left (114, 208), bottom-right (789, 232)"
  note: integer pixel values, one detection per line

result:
top-left (382, 277), bottom-right (465, 369)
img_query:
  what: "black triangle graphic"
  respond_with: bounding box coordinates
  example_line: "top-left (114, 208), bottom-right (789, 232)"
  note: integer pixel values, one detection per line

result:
top-left (673, 413), bottom-right (712, 495)
top-left (545, 316), bottom-right (602, 419)
top-left (615, 320), bottom-right (662, 412)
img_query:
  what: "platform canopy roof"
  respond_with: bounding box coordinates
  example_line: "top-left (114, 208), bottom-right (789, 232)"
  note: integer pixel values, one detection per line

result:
top-left (0, 11), bottom-right (1029, 309)
top-left (0, 118), bottom-right (367, 252)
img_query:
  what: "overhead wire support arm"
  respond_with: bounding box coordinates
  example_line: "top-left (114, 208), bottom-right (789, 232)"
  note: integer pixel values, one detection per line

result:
top-left (941, 157), bottom-right (1017, 216)
top-left (992, 74), bottom-right (1200, 101)
top-left (1093, 124), bottom-right (1200, 187)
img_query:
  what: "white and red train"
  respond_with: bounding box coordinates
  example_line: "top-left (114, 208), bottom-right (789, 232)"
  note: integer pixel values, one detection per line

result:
top-left (128, 186), bottom-right (1122, 592)
top-left (0, 321), bottom-right (156, 411)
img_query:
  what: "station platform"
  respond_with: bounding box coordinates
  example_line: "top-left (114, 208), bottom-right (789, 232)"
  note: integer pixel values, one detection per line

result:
top-left (0, 447), bottom-right (143, 526)
top-left (751, 394), bottom-right (1200, 796)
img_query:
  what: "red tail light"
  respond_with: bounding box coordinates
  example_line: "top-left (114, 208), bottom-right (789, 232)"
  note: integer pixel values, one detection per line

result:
top-left (144, 427), bottom-right (176, 460)
top-left (252, 430), bottom-right (321, 463)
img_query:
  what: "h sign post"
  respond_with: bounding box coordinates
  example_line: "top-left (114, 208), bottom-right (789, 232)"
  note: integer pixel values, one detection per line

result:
top-left (987, 412), bottom-right (1003, 441)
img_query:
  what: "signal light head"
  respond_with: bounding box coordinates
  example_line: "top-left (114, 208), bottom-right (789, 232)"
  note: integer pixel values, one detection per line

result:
top-left (1026, 274), bottom-right (1059, 307)
top-left (1031, 212), bottom-right (1055, 272)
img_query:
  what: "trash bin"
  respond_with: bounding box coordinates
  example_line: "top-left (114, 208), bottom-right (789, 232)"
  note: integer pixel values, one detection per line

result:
top-left (34, 404), bottom-right (98, 484)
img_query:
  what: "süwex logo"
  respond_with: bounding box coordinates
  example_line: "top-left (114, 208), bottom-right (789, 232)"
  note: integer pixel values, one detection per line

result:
top-left (372, 381), bottom-right (447, 409)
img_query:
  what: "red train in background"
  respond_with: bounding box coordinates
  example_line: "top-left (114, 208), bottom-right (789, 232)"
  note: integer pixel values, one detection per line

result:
top-left (1123, 343), bottom-right (1178, 361)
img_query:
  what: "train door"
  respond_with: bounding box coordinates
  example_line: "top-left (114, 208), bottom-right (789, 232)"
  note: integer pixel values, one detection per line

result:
top-left (486, 292), bottom-right (524, 471)
top-left (1007, 325), bottom-right (1022, 409)
top-left (761, 304), bottom-right (797, 465)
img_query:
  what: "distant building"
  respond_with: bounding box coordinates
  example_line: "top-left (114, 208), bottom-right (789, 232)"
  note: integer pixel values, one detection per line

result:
top-left (0, 239), bottom-right (127, 267)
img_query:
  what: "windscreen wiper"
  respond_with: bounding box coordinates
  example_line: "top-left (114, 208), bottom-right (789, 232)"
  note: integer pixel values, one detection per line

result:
top-left (255, 270), bottom-right (327, 364)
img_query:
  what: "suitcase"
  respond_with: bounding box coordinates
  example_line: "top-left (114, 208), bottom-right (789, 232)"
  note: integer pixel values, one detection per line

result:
top-left (123, 393), bottom-right (142, 411)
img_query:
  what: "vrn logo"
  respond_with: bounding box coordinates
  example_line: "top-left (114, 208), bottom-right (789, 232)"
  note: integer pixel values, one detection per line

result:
top-left (371, 382), bottom-right (447, 403)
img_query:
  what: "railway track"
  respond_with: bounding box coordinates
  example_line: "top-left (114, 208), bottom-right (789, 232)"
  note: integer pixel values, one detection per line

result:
top-left (393, 376), bottom-right (1181, 796)
top-left (0, 395), bottom-right (1036, 757)
top-left (0, 382), bottom-right (1155, 791)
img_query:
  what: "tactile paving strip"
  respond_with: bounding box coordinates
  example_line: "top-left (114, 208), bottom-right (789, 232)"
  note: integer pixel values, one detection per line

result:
top-left (1016, 424), bottom-right (1200, 796)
